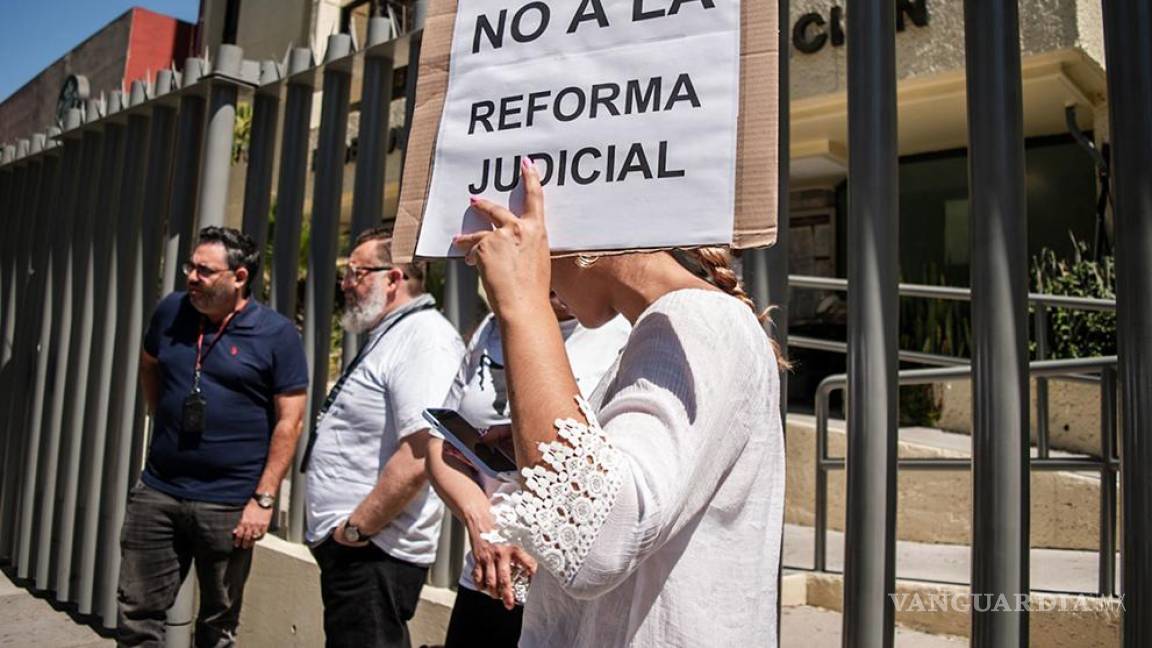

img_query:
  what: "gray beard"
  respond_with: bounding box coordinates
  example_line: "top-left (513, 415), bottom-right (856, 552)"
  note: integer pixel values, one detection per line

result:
top-left (341, 289), bottom-right (387, 334)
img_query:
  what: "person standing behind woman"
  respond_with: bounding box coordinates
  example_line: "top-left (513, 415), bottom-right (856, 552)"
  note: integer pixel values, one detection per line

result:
top-left (428, 298), bottom-right (629, 647)
top-left (450, 158), bottom-right (787, 647)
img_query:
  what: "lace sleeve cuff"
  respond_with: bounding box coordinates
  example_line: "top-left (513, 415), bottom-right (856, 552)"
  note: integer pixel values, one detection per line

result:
top-left (481, 396), bottom-right (623, 585)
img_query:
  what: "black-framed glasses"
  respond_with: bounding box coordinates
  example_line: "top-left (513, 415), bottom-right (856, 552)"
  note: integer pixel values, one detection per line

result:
top-left (341, 264), bottom-right (393, 284)
top-left (182, 262), bottom-right (231, 279)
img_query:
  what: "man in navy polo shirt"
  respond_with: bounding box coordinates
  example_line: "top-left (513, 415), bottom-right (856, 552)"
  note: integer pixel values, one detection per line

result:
top-left (117, 226), bottom-right (308, 647)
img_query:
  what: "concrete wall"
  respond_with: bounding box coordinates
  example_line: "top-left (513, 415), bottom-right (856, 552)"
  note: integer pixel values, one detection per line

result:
top-left (788, 0), bottom-right (1105, 101)
top-left (238, 535), bottom-right (453, 647)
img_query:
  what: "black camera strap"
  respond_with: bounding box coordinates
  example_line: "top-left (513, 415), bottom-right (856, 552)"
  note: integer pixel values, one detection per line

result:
top-left (299, 302), bottom-right (436, 472)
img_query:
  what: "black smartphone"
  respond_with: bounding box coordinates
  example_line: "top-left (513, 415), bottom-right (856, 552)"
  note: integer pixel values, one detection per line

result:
top-left (423, 408), bottom-right (519, 480)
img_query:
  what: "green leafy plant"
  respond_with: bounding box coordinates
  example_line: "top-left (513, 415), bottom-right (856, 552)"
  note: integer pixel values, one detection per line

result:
top-left (1030, 236), bottom-right (1116, 359)
top-left (232, 102), bottom-right (252, 164)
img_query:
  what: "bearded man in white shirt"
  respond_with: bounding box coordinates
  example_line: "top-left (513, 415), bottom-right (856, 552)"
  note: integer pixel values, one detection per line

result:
top-left (302, 228), bottom-right (465, 648)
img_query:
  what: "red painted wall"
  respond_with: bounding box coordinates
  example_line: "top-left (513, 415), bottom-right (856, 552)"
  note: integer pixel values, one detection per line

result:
top-left (124, 7), bottom-right (196, 89)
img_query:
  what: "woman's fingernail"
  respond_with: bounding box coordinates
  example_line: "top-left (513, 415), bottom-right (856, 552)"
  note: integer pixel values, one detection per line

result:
top-left (521, 156), bottom-right (534, 173)
top-left (469, 195), bottom-right (480, 205)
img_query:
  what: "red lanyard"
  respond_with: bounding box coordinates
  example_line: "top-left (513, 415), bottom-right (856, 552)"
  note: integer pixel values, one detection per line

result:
top-left (192, 308), bottom-right (241, 392)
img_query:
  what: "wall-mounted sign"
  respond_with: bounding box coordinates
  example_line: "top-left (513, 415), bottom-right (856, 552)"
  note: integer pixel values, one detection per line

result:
top-left (793, 0), bottom-right (928, 55)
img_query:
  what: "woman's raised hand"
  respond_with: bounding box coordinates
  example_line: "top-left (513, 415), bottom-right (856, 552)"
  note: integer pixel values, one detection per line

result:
top-left (453, 157), bottom-right (552, 320)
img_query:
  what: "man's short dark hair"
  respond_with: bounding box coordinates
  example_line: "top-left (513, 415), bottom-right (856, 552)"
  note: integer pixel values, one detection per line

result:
top-left (196, 226), bottom-right (260, 295)
top-left (354, 227), bottom-right (427, 294)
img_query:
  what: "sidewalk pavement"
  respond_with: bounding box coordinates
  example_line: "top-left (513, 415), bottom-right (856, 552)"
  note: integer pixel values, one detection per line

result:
top-left (0, 568), bottom-right (113, 647)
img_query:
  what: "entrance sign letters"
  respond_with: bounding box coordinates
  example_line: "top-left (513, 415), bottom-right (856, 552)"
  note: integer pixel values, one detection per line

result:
top-left (415, 0), bottom-right (743, 257)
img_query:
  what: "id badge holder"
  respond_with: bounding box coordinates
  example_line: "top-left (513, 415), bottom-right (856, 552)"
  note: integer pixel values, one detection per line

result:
top-left (181, 370), bottom-right (207, 448)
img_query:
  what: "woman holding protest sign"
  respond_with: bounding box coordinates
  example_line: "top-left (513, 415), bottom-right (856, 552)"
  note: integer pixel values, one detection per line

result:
top-left (451, 157), bottom-right (786, 647)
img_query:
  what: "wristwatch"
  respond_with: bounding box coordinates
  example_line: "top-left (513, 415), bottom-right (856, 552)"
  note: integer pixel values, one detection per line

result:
top-left (343, 522), bottom-right (368, 543)
top-left (253, 492), bottom-right (275, 509)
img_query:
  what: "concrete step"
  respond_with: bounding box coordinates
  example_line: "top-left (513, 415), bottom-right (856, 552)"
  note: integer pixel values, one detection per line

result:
top-left (782, 523), bottom-right (1116, 594)
top-left (781, 605), bottom-right (966, 647)
top-left (785, 415), bottom-right (1111, 550)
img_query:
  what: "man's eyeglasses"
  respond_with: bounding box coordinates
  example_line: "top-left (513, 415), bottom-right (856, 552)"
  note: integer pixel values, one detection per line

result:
top-left (342, 264), bottom-right (393, 284)
top-left (182, 262), bottom-right (231, 279)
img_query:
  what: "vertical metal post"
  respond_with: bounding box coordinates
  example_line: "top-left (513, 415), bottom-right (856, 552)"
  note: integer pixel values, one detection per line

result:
top-left (1101, 4), bottom-right (1152, 645)
top-left (240, 61), bottom-right (282, 299)
top-left (16, 129), bottom-right (63, 580)
top-left (97, 80), bottom-right (152, 629)
top-left (196, 45), bottom-right (244, 230)
top-left (60, 97), bottom-right (125, 604)
top-left (55, 99), bottom-right (107, 602)
top-left (77, 91), bottom-right (128, 614)
top-left (843, 0), bottom-right (899, 645)
top-left (1034, 306), bottom-right (1050, 458)
top-left (270, 47), bottom-right (315, 319)
top-left (135, 71), bottom-right (180, 483)
top-left (35, 108), bottom-right (85, 591)
top-left (1099, 367), bottom-right (1117, 598)
top-left (291, 34), bottom-right (353, 542)
top-left (0, 139), bottom-right (35, 563)
top-left (162, 58), bottom-right (208, 295)
top-left (965, 1), bottom-right (1030, 644)
top-left (343, 16), bottom-right (396, 367)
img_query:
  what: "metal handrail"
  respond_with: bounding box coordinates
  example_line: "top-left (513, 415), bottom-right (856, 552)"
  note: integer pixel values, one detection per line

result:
top-left (805, 355), bottom-right (1119, 597)
top-left (789, 274), bottom-right (1117, 311)
top-left (787, 274), bottom-right (1116, 453)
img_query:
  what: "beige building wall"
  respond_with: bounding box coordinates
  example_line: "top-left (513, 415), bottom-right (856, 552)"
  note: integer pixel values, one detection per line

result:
top-left (786, 0), bottom-right (1108, 185)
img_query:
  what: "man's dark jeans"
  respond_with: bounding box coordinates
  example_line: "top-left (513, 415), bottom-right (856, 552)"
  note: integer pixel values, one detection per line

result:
top-left (310, 539), bottom-right (428, 648)
top-left (117, 483), bottom-right (253, 648)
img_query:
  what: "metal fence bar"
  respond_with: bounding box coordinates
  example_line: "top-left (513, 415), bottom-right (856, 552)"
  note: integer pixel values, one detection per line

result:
top-left (0, 146), bottom-right (14, 556)
top-left (76, 91), bottom-right (128, 615)
top-left (196, 45), bottom-right (245, 230)
top-left (293, 33), bottom-right (354, 541)
top-left (97, 79), bottom-right (153, 629)
top-left (241, 61), bottom-right (282, 299)
top-left (34, 108), bottom-right (84, 590)
top-left (964, 1), bottom-right (1031, 642)
top-left (1034, 306), bottom-right (1051, 458)
top-left (135, 71), bottom-right (180, 482)
top-left (1099, 366), bottom-right (1117, 598)
top-left (843, 0), bottom-right (900, 643)
top-left (53, 101), bottom-right (106, 601)
top-left (343, 17), bottom-right (397, 367)
top-left (59, 97), bottom-right (124, 605)
top-left (13, 134), bottom-right (56, 575)
top-left (162, 58), bottom-right (207, 295)
top-left (1101, 2), bottom-right (1152, 644)
top-left (16, 129), bottom-right (63, 580)
top-left (269, 47), bottom-right (314, 320)
top-left (0, 138), bottom-right (38, 564)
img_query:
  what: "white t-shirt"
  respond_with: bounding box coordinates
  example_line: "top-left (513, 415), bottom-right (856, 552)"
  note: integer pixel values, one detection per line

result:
top-left (304, 296), bottom-right (465, 565)
top-left (441, 313), bottom-right (631, 590)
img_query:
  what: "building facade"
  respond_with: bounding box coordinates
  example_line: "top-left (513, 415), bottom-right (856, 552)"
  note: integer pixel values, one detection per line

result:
top-left (0, 7), bottom-right (196, 143)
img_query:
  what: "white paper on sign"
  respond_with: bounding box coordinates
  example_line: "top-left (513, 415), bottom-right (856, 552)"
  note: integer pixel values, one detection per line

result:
top-left (415, 0), bottom-right (742, 257)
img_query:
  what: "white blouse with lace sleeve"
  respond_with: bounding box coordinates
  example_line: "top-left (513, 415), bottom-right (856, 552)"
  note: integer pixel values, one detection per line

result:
top-left (482, 396), bottom-right (623, 584)
top-left (483, 289), bottom-right (786, 648)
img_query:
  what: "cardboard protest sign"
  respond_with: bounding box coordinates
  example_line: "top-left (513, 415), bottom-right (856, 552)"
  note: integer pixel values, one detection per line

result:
top-left (393, 0), bottom-right (778, 261)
